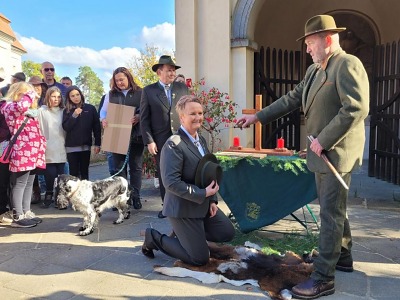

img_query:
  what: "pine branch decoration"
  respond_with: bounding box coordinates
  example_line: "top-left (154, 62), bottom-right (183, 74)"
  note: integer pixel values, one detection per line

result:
top-left (216, 154), bottom-right (308, 176)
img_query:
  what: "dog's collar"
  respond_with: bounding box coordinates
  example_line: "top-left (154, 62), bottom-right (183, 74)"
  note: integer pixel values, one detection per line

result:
top-left (69, 181), bottom-right (81, 198)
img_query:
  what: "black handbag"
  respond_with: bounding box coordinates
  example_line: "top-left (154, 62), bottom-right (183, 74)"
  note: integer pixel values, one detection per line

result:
top-left (0, 116), bottom-right (30, 163)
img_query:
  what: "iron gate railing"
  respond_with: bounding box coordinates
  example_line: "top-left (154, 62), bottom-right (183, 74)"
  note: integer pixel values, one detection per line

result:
top-left (369, 40), bottom-right (400, 185)
top-left (254, 46), bottom-right (302, 150)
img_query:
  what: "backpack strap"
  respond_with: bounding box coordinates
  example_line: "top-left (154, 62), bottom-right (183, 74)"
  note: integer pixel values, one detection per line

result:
top-left (0, 116), bottom-right (30, 161)
top-left (9, 116), bottom-right (30, 145)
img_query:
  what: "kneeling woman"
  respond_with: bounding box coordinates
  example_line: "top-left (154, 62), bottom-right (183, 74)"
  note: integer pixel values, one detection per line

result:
top-left (141, 95), bottom-right (235, 265)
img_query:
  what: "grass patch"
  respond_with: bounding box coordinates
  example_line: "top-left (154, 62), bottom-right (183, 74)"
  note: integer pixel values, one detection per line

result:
top-left (229, 227), bottom-right (319, 256)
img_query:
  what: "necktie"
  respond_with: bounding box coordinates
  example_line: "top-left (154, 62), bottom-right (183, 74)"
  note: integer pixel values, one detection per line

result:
top-left (165, 85), bottom-right (171, 105)
top-left (194, 140), bottom-right (205, 156)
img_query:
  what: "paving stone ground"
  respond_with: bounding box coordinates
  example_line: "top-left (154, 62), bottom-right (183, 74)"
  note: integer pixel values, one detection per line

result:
top-left (0, 161), bottom-right (399, 299)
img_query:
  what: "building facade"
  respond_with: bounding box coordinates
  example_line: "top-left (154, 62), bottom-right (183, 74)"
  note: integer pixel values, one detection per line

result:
top-left (175, 0), bottom-right (400, 155)
top-left (0, 13), bottom-right (26, 88)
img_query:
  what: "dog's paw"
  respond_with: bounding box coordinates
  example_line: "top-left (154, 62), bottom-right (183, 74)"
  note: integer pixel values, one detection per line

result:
top-left (113, 220), bottom-right (123, 224)
top-left (79, 228), bottom-right (94, 236)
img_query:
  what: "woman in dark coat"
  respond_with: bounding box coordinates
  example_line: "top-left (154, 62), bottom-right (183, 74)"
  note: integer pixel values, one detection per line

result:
top-left (62, 86), bottom-right (101, 180)
top-left (99, 67), bottom-right (144, 209)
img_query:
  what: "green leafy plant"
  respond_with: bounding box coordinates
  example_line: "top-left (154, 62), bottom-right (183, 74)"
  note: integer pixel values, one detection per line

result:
top-left (190, 78), bottom-right (238, 152)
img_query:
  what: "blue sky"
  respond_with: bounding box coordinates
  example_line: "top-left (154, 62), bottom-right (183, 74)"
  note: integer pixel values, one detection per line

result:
top-left (1, 0), bottom-right (175, 89)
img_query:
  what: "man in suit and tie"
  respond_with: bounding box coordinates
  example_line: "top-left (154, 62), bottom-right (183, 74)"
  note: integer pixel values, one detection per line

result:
top-left (140, 55), bottom-right (189, 218)
top-left (236, 15), bottom-right (369, 299)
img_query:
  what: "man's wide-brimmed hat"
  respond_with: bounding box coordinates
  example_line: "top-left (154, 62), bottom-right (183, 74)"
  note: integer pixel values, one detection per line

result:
top-left (28, 75), bottom-right (47, 88)
top-left (195, 153), bottom-right (223, 189)
top-left (12, 72), bottom-right (26, 82)
top-left (296, 15), bottom-right (346, 41)
top-left (152, 55), bottom-right (181, 72)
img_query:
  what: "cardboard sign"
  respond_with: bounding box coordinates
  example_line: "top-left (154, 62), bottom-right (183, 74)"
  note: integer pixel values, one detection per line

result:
top-left (102, 103), bottom-right (135, 154)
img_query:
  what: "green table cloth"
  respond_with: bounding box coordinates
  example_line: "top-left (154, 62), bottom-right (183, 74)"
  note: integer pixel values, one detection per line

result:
top-left (217, 155), bottom-right (317, 233)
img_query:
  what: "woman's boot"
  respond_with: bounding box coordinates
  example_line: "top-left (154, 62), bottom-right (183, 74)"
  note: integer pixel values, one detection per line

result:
top-left (130, 194), bottom-right (142, 209)
top-left (42, 191), bottom-right (53, 208)
top-left (142, 228), bottom-right (192, 263)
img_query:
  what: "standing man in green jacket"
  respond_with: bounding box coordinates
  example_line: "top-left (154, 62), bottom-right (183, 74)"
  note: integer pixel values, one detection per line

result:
top-left (237, 15), bottom-right (369, 299)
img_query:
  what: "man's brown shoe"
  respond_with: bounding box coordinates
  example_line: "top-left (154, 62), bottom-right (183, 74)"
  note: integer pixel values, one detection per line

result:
top-left (291, 278), bottom-right (335, 299)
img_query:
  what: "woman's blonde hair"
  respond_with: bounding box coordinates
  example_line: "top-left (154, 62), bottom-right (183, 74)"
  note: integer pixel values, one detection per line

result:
top-left (5, 82), bottom-right (33, 101)
top-left (4, 82), bottom-right (37, 108)
top-left (44, 86), bottom-right (65, 109)
top-left (175, 94), bottom-right (203, 116)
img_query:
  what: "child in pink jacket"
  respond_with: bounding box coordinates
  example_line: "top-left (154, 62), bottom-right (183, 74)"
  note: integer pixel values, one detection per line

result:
top-left (0, 82), bottom-right (46, 228)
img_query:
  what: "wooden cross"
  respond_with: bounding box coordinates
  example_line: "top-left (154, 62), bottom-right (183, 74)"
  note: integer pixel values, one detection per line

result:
top-left (242, 94), bottom-right (263, 151)
top-left (220, 94), bottom-right (294, 157)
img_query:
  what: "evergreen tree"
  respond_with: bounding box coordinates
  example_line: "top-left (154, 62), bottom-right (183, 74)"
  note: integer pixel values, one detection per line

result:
top-left (75, 66), bottom-right (104, 106)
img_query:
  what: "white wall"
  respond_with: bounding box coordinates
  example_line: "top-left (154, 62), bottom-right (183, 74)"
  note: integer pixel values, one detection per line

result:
top-left (0, 41), bottom-right (24, 88)
top-left (176, 0), bottom-right (234, 150)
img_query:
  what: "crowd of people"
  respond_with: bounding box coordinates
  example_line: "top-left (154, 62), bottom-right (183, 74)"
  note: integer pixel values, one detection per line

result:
top-left (0, 13), bottom-right (370, 299)
top-left (0, 62), bottom-right (105, 227)
top-left (0, 57), bottom-right (191, 228)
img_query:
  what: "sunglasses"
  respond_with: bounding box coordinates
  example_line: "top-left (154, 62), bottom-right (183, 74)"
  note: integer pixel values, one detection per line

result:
top-left (44, 68), bottom-right (55, 72)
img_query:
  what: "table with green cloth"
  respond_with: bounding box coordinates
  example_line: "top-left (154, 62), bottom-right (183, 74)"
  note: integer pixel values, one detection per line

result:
top-left (216, 154), bottom-right (317, 233)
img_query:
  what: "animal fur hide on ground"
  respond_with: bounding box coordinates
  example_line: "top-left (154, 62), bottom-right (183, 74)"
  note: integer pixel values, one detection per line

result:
top-left (154, 242), bottom-right (314, 300)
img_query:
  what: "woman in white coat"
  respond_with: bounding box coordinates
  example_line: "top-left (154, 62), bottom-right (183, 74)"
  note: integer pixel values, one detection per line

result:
top-left (38, 86), bottom-right (67, 208)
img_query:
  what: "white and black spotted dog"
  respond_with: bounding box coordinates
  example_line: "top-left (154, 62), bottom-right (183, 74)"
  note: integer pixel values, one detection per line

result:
top-left (54, 174), bottom-right (131, 236)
